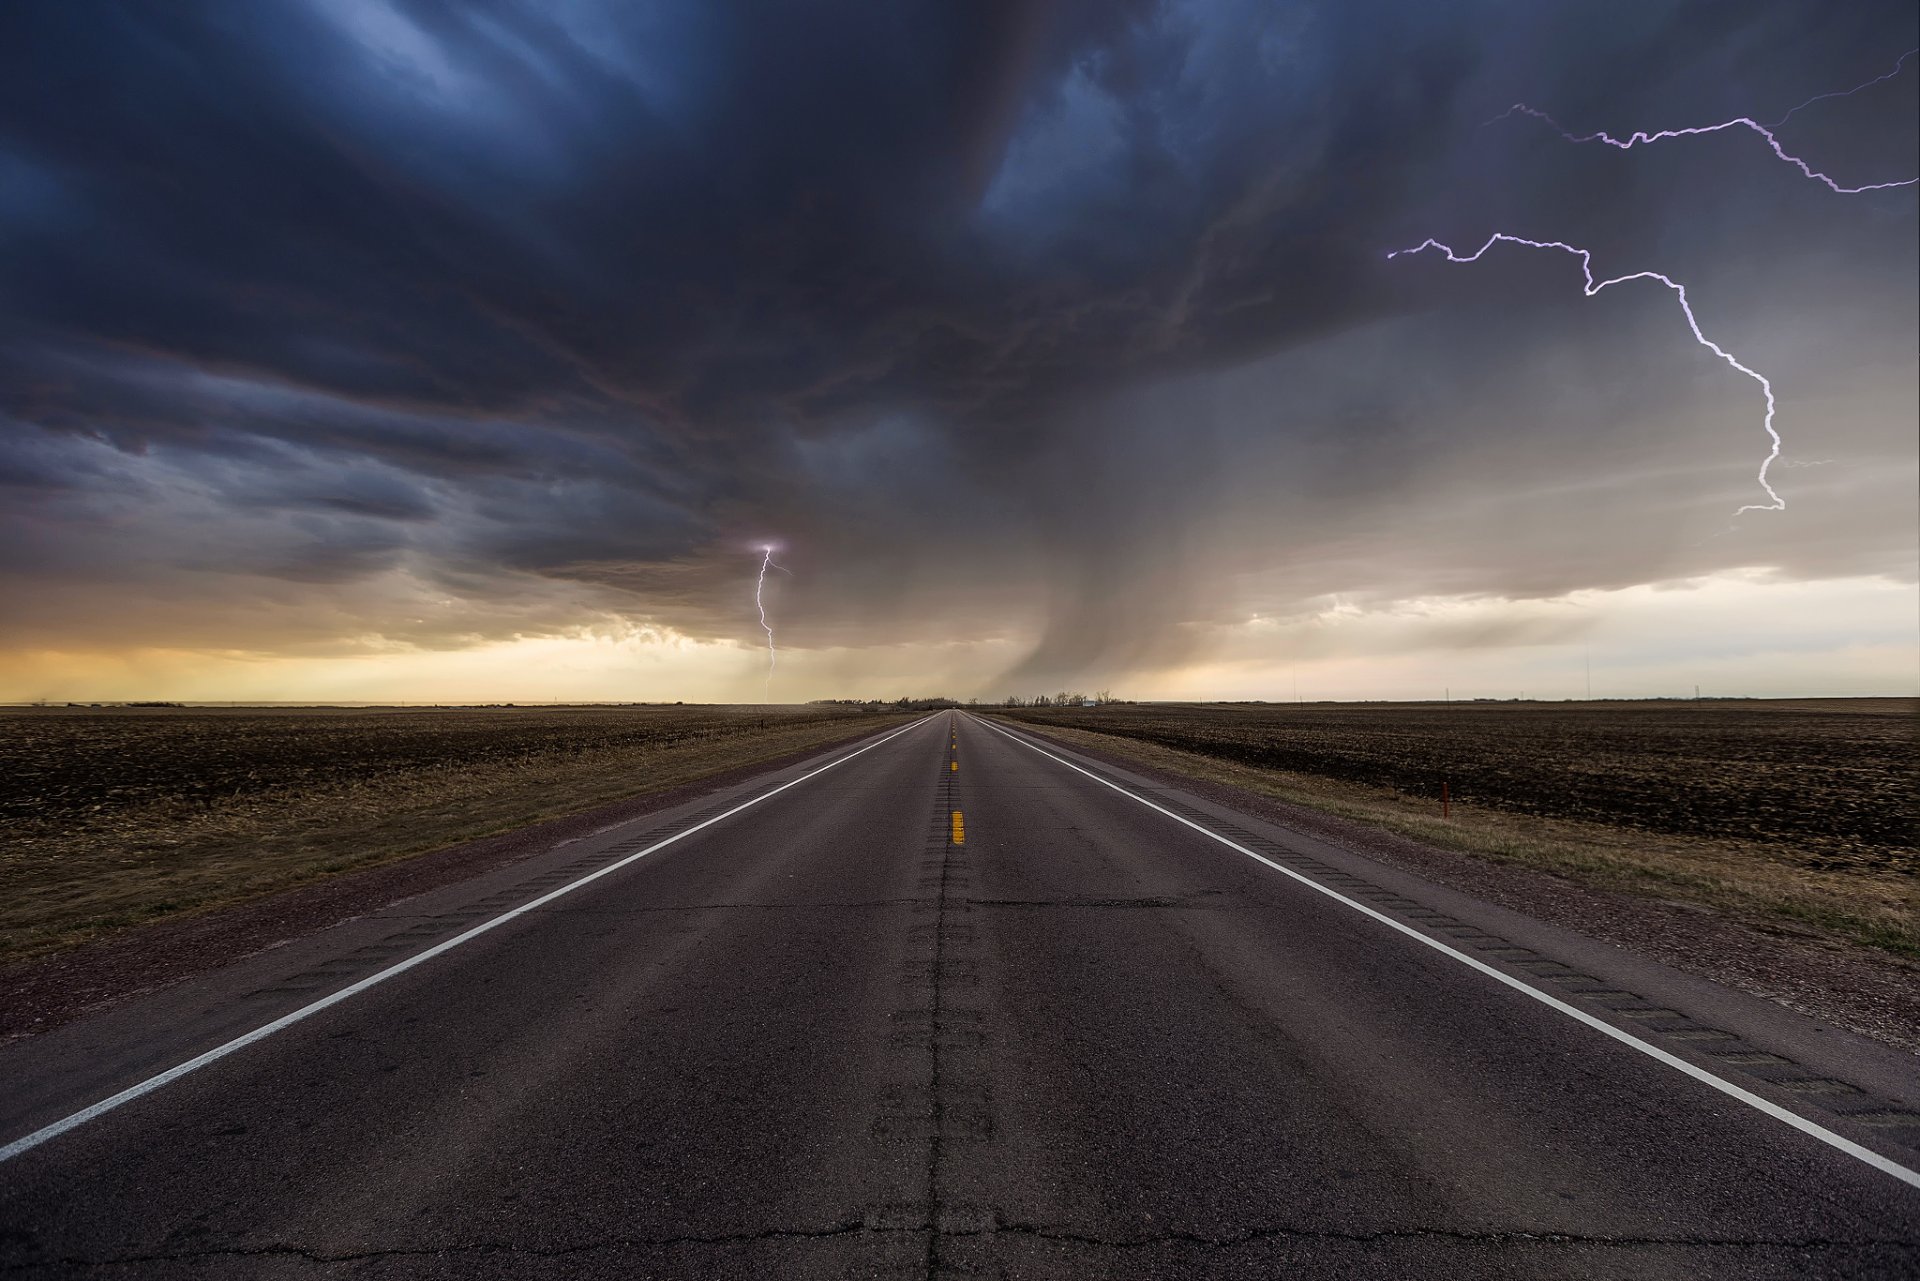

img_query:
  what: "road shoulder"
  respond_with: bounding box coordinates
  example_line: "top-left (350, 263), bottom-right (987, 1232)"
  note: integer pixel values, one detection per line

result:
top-left (987, 716), bottom-right (1920, 1056)
top-left (0, 719), bottom-right (914, 1044)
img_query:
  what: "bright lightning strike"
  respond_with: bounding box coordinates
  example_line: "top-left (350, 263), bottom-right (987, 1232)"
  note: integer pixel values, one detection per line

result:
top-left (1401, 56), bottom-right (1918, 517)
top-left (1487, 50), bottom-right (1919, 194)
top-left (1387, 235), bottom-right (1784, 514)
top-left (755, 545), bottom-right (790, 700)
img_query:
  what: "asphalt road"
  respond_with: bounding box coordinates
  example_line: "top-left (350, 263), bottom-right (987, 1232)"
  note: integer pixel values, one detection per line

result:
top-left (2, 711), bottom-right (1916, 1279)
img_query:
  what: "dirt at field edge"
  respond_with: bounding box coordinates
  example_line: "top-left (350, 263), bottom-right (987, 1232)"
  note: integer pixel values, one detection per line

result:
top-left (1003, 719), bottom-right (1920, 1056)
top-left (0, 724), bottom-right (903, 1045)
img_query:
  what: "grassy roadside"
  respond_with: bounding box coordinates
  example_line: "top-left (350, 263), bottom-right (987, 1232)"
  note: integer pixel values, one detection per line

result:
top-left (1, 709), bottom-right (913, 962)
top-left (989, 717), bottom-right (1919, 959)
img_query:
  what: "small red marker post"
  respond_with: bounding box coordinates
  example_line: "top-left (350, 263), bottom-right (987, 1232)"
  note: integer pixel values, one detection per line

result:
top-left (1442, 780), bottom-right (1450, 819)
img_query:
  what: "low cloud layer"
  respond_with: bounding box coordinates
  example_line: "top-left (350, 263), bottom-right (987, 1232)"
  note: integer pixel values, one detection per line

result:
top-left (1, 1), bottom-right (1914, 697)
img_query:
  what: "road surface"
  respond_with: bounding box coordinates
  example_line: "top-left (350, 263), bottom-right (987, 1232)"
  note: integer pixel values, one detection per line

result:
top-left (2, 712), bottom-right (1916, 1278)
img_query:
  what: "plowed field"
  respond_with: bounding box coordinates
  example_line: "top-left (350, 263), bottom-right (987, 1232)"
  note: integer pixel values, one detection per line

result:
top-left (999, 700), bottom-right (1916, 873)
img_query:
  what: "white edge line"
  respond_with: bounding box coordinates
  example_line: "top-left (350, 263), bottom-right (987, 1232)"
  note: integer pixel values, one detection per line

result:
top-left (970, 714), bottom-right (1920, 1191)
top-left (0, 714), bottom-right (938, 1166)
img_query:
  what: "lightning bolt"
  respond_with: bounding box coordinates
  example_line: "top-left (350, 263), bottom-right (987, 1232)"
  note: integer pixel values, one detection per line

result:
top-left (755, 545), bottom-right (790, 700)
top-left (1399, 57), bottom-right (1917, 516)
top-left (1767, 48), bottom-right (1917, 128)
top-left (1387, 235), bottom-right (1784, 514)
top-left (1487, 51), bottom-right (1919, 194)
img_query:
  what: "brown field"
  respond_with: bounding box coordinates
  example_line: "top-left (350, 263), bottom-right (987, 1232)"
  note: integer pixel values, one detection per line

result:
top-left (996, 699), bottom-right (1918, 956)
top-left (0, 705), bottom-right (909, 960)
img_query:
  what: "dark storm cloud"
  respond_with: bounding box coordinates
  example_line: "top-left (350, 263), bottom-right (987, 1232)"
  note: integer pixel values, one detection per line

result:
top-left (4, 1), bottom-right (1147, 419)
top-left (0, 0), bottom-right (1914, 685)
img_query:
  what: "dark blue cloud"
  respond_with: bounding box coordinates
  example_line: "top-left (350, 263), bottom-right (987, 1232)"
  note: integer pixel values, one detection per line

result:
top-left (0, 0), bottom-right (1913, 676)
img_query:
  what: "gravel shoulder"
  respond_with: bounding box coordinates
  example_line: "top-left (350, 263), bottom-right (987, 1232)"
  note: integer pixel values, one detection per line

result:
top-left (0, 720), bottom-right (909, 1043)
top-left (2, 706), bottom-right (908, 961)
top-left (998, 717), bottom-right (1920, 1055)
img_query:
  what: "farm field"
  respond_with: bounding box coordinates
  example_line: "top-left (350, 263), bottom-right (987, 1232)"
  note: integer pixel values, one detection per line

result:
top-left (0, 705), bottom-right (909, 960)
top-left (995, 699), bottom-right (1918, 955)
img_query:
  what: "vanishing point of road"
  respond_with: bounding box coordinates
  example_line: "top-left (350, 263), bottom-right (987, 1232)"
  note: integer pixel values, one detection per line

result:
top-left (2, 713), bottom-right (1916, 1278)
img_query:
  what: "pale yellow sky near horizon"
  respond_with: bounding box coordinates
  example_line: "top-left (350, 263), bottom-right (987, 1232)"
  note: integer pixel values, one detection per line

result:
top-left (5, 569), bottom-right (1913, 705)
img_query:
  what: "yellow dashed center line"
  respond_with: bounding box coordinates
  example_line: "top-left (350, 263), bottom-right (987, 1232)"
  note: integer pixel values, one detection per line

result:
top-left (950, 810), bottom-right (965, 845)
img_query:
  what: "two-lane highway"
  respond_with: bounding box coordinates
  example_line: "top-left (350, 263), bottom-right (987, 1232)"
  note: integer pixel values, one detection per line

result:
top-left (2, 711), bottom-right (1916, 1278)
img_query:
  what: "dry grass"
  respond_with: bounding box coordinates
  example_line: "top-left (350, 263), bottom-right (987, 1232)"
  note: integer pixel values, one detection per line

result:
top-left (995, 703), bottom-right (1919, 958)
top-left (0, 706), bottom-right (911, 960)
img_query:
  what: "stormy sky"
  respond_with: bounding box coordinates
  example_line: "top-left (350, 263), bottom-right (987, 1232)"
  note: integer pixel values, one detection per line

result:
top-left (2, 0), bottom-right (1915, 702)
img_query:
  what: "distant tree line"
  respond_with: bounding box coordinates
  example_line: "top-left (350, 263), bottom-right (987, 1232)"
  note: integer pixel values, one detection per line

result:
top-left (1000, 690), bottom-right (1125, 708)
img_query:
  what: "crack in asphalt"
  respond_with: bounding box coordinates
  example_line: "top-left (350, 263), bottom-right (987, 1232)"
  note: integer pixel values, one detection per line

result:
top-left (369, 899), bottom-right (935, 922)
top-left (980, 1221), bottom-right (1917, 1252)
top-left (0, 1223), bottom-right (871, 1270)
top-left (970, 890), bottom-right (1231, 909)
top-left (8, 1221), bottom-right (1909, 1270)
top-left (918, 761), bottom-right (962, 1279)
